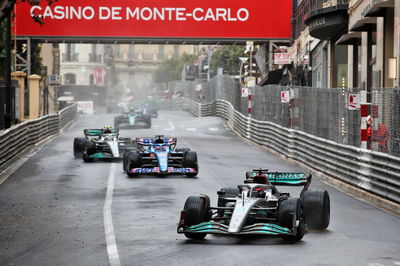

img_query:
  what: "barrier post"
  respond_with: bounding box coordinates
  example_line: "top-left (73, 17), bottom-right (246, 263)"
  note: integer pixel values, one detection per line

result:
top-left (12, 71), bottom-right (27, 122)
top-left (27, 74), bottom-right (41, 120)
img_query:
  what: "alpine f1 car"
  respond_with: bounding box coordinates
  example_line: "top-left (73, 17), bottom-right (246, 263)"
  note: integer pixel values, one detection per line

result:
top-left (177, 169), bottom-right (330, 241)
top-left (73, 127), bottom-right (134, 162)
top-left (114, 106), bottom-right (152, 129)
top-left (123, 135), bottom-right (198, 177)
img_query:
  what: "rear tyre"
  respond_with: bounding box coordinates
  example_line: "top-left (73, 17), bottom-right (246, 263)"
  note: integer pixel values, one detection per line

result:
top-left (114, 116), bottom-right (121, 129)
top-left (278, 197), bottom-right (305, 242)
top-left (125, 152), bottom-right (142, 177)
top-left (183, 151), bottom-right (198, 177)
top-left (145, 116), bottom-right (152, 129)
top-left (245, 171), bottom-right (253, 180)
top-left (183, 196), bottom-right (210, 240)
top-left (73, 138), bottom-right (86, 159)
top-left (176, 148), bottom-right (190, 153)
top-left (302, 190), bottom-right (330, 230)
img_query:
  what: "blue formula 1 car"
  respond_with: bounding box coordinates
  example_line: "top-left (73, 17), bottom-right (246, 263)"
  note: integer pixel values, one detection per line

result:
top-left (123, 135), bottom-right (198, 177)
top-left (177, 169), bottom-right (330, 241)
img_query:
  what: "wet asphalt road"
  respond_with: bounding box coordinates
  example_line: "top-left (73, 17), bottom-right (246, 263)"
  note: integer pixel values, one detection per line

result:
top-left (0, 110), bottom-right (399, 266)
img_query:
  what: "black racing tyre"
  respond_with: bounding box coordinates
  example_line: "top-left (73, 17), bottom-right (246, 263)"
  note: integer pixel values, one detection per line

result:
top-left (83, 141), bottom-right (95, 162)
top-left (73, 138), bottom-right (86, 159)
top-left (183, 151), bottom-right (198, 177)
top-left (245, 171), bottom-right (253, 180)
top-left (278, 197), bottom-right (305, 242)
top-left (145, 116), bottom-right (152, 129)
top-left (217, 187), bottom-right (239, 206)
top-left (176, 148), bottom-right (190, 153)
top-left (114, 116), bottom-right (121, 129)
top-left (302, 190), bottom-right (330, 230)
top-left (125, 152), bottom-right (142, 177)
top-left (217, 187), bottom-right (239, 217)
top-left (152, 110), bottom-right (158, 118)
top-left (183, 196), bottom-right (210, 240)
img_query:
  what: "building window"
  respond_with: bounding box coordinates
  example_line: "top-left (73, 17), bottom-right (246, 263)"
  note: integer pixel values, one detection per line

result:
top-left (174, 45), bottom-right (179, 59)
top-left (64, 44), bottom-right (78, 62)
top-left (89, 44), bottom-right (101, 63)
top-left (64, 73), bottom-right (76, 84)
top-left (129, 45), bottom-right (135, 59)
top-left (159, 45), bottom-right (165, 60)
top-left (114, 45), bottom-right (121, 59)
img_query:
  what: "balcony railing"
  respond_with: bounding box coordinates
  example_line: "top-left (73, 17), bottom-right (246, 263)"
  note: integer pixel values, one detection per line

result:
top-left (89, 53), bottom-right (102, 63)
top-left (62, 53), bottom-right (79, 62)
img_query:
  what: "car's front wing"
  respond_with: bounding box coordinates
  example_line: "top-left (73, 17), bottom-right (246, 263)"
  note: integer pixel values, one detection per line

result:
top-left (178, 221), bottom-right (294, 236)
top-left (88, 152), bottom-right (122, 159)
top-left (129, 167), bottom-right (197, 175)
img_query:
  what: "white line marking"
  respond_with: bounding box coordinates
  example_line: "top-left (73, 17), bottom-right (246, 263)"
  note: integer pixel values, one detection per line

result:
top-left (103, 163), bottom-right (121, 266)
top-left (168, 120), bottom-right (175, 130)
top-left (393, 261), bottom-right (400, 265)
top-left (208, 128), bottom-right (219, 131)
top-left (186, 128), bottom-right (196, 131)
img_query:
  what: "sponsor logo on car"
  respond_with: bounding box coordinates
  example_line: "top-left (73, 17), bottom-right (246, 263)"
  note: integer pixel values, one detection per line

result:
top-left (131, 167), bottom-right (196, 173)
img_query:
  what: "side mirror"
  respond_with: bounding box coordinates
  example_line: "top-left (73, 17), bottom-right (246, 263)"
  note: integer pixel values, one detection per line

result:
top-left (217, 190), bottom-right (225, 196)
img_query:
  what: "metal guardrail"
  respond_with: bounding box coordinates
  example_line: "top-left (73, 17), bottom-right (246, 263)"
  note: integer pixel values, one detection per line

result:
top-left (0, 104), bottom-right (78, 172)
top-left (181, 98), bottom-right (400, 204)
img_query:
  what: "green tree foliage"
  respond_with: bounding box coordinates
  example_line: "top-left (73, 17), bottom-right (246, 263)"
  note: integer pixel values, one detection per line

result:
top-left (153, 53), bottom-right (198, 83)
top-left (209, 45), bottom-right (245, 77)
top-left (0, 0), bottom-right (59, 23)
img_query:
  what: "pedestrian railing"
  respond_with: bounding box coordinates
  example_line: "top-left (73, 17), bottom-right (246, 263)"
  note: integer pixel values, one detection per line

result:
top-left (180, 98), bottom-right (400, 205)
top-left (0, 104), bottom-right (78, 173)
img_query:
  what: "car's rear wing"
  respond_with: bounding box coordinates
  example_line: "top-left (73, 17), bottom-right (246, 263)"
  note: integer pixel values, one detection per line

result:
top-left (135, 137), bottom-right (177, 146)
top-left (84, 128), bottom-right (118, 137)
top-left (245, 169), bottom-right (311, 195)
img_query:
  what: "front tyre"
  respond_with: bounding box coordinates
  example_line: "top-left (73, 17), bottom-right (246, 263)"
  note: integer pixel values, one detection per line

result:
top-left (183, 151), bottom-right (198, 177)
top-left (278, 197), bottom-right (305, 242)
top-left (125, 151), bottom-right (142, 177)
top-left (73, 138), bottom-right (86, 159)
top-left (82, 141), bottom-right (95, 162)
top-left (183, 196), bottom-right (210, 240)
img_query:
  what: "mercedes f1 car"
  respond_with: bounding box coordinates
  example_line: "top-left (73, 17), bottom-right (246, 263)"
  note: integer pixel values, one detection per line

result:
top-left (177, 169), bottom-right (330, 241)
top-left (123, 135), bottom-right (198, 177)
top-left (73, 127), bottom-right (134, 162)
top-left (114, 106), bottom-right (152, 129)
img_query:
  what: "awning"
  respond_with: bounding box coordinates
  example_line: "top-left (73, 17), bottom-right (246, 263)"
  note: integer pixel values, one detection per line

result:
top-left (57, 96), bottom-right (74, 102)
top-left (350, 17), bottom-right (377, 32)
top-left (364, 0), bottom-right (394, 17)
top-left (335, 32), bottom-right (362, 45)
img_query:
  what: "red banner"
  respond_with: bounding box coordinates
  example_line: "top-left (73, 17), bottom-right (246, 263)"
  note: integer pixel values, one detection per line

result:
top-left (14, 0), bottom-right (292, 40)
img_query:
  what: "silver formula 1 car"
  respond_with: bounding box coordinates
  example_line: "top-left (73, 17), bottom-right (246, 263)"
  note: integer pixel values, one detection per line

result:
top-left (177, 169), bottom-right (330, 241)
top-left (73, 127), bottom-right (133, 162)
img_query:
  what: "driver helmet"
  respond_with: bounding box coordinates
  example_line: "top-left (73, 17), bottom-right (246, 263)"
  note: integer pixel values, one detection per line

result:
top-left (103, 125), bottom-right (112, 134)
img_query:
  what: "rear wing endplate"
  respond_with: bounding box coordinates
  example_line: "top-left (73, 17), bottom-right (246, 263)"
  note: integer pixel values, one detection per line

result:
top-left (246, 169), bottom-right (311, 187)
top-left (135, 137), bottom-right (177, 146)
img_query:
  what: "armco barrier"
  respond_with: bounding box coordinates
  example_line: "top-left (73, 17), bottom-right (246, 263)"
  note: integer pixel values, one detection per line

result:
top-left (181, 98), bottom-right (400, 205)
top-left (0, 104), bottom-right (77, 172)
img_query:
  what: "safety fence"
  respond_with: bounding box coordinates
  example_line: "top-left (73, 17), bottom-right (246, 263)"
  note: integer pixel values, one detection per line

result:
top-left (179, 98), bottom-right (400, 205)
top-left (161, 76), bottom-right (399, 158)
top-left (0, 104), bottom-right (78, 173)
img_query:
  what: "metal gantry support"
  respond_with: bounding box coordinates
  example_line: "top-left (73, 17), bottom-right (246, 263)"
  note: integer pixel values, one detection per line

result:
top-left (15, 37), bottom-right (31, 75)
